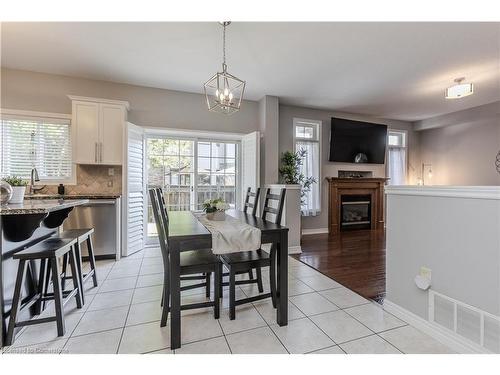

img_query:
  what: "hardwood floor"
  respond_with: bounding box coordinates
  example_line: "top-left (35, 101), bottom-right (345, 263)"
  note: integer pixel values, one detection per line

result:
top-left (293, 229), bottom-right (386, 304)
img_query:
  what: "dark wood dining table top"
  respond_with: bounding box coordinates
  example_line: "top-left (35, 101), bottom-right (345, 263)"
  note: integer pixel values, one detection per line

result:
top-left (167, 209), bottom-right (288, 240)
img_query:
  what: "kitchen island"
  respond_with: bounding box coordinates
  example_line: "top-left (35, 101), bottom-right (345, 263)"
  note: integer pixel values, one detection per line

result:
top-left (0, 198), bottom-right (88, 348)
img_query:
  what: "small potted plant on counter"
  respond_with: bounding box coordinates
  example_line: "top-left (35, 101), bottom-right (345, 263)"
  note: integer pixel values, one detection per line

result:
top-left (2, 176), bottom-right (28, 204)
top-left (202, 198), bottom-right (230, 221)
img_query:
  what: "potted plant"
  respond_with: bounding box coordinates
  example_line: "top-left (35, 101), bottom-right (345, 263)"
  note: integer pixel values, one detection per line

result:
top-left (279, 149), bottom-right (317, 209)
top-left (2, 176), bottom-right (28, 204)
top-left (202, 198), bottom-right (230, 221)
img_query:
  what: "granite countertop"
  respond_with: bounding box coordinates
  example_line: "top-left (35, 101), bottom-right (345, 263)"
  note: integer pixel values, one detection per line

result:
top-left (25, 194), bottom-right (121, 200)
top-left (0, 199), bottom-right (89, 215)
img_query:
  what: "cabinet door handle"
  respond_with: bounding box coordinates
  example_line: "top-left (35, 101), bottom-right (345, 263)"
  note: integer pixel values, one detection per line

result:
top-left (95, 142), bottom-right (98, 163)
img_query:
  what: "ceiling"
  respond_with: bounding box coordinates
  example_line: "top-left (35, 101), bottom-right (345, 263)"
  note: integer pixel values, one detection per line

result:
top-left (1, 22), bottom-right (499, 121)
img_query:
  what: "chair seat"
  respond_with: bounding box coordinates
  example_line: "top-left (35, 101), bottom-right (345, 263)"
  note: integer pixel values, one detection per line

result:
top-left (58, 228), bottom-right (94, 241)
top-left (221, 249), bottom-right (270, 264)
top-left (14, 237), bottom-right (77, 260)
top-left (180, 249), bottom-right (219, 268)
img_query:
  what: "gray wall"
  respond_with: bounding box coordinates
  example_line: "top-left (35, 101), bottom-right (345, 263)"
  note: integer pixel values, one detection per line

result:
top-left (259, 96), bottom-right (280, 185)
top-left (386, 191), bottom-right (500, 318)
top-left (1, 68), bottom-right (260, 133)
top-left (416, 103), bottom-right (500, 186)
top-left (279, 104), bottom-right (419, 230)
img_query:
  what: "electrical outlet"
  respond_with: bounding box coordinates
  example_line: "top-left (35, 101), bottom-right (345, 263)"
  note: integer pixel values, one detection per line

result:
top-left (420, 267), bottom-right (432, 280)
top-left (107, 181), bottom-right (113, 188)
top-left (108, 168), bottom-right (115, 176)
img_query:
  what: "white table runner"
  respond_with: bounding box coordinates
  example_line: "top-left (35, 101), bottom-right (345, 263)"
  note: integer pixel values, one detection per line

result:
top-left (196, 213), bottom-right (261, 254)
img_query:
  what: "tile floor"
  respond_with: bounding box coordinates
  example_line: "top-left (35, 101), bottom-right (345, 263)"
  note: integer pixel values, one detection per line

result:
top-left (2, 248), bottom-right (455, 354)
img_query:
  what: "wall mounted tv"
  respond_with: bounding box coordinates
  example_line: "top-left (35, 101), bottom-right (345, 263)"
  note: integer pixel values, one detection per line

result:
top-left (329, 118), bottom-right (387, 164)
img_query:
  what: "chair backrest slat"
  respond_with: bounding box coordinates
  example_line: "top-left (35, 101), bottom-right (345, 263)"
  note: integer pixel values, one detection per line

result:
top-left (261, 188), bottom-right (286, 225)
top-left (243, 187), bottom-right (261, 216)
top-left (149, 188), bottom-right (170, 260)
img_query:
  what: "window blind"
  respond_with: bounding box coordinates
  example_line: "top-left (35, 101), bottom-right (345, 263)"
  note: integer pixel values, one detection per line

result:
top-left (0, 115), bottom-right (72, 181)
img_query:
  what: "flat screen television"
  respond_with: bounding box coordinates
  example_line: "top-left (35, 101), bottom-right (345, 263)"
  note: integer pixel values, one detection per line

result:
top-left (329, 118), bottom-right (387, 164)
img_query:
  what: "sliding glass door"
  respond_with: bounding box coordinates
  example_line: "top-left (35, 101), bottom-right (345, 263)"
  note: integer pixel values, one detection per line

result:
top-left (146, 135), bottom-right (239, 238)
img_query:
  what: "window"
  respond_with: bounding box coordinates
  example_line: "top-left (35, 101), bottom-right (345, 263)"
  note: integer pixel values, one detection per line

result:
top-left (293, 118), bottom-right (321, 216)
top-left (146, 135), bottom-right (239, 237)
top-left (387, 130), bottom-right (407, 185)
top-left (0, 114), bottom-right (73, 183)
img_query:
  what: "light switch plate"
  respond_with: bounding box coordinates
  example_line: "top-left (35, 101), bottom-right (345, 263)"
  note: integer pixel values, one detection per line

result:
top-left (108, 168), bottom-right (114, 176)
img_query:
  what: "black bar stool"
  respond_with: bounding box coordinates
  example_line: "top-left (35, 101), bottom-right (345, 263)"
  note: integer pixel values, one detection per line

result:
top-left (5, 237), bottom-right (84, 346)
top-left (58, 228), bottom-right (98, 303)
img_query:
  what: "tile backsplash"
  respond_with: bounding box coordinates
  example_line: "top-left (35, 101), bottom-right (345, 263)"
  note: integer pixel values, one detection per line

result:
top-left (39, 165), bottom-right (122, 195)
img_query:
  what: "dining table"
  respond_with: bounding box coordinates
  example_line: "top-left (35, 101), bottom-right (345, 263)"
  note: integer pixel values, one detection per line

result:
top-left (167, 209), bottom-right (289, 349)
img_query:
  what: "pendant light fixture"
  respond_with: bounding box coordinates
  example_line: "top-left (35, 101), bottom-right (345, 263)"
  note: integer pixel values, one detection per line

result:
top-left (445, 77), bottom-right (474, 99)
top-left (204, 22), bottom-right (246, 115)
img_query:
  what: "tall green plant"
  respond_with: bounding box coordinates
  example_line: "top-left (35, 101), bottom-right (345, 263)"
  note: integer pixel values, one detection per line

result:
top-left (279, 149), bottom-right (317, 206)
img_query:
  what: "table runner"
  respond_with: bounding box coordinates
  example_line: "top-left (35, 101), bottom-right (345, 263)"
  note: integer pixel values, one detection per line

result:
top-left (196, 213), bottom-right (261, 254)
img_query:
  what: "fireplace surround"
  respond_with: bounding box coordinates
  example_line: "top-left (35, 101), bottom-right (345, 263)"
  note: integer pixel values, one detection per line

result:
top-left (327, 177), bottom-right (388, 234)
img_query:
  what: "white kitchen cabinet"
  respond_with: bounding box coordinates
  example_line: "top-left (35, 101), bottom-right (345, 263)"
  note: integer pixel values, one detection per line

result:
top-left (69, 96), bottom-right (129, 165)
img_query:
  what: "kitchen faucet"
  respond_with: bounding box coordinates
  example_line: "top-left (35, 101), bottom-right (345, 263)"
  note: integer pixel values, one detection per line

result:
top-left (30, 168), bottom-right (45, 194)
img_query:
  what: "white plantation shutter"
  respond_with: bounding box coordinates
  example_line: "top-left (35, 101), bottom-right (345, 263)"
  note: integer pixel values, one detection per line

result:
top-left (0, 115), bottom-right (72, 181)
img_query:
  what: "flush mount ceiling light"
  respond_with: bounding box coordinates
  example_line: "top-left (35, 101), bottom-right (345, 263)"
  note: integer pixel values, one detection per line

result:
top-left (204, 21), bottom-right (246, 115)
top-left (445, 77), bottom-right (474, 99)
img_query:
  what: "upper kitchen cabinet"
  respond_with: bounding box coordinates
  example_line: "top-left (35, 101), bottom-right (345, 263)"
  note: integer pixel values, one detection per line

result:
top-left (69, 96), bottom-right (130, 165)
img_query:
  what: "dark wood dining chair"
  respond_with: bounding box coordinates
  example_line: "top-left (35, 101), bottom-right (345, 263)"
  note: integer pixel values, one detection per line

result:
top-left (243, 187), bottom-right (260, 216)
top-left (149, 188), bottom-right (221, 327)
top-left (220, 187), bottom-right (286, 320)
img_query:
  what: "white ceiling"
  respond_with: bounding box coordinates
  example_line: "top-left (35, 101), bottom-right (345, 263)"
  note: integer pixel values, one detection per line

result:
top-left (1, 22), bottom-right (499, 121)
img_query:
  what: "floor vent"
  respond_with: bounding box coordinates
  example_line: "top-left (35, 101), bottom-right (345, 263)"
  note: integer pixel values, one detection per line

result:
top-left (429, 290), bottom-right (500, 353)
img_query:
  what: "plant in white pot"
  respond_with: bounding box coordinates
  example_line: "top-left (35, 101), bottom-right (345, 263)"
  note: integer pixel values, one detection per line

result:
top-left (2, 176), bottom-right (28, 204)
top-left (202, 198), bottom-right (229, 221)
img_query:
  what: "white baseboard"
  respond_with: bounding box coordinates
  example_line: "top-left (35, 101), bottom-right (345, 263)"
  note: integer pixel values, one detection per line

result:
top-left (288, 246), bottom-right (302, 254)
top-left (383, 299), bottom-right (488, 354)
top-left (301, 228), bottom-right (329, 235)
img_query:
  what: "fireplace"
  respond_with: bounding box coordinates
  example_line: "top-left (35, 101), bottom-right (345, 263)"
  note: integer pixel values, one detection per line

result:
top-left (327, 177), bottom-right (388, 234)
top-left (341, 194), bottom-right (371, 230)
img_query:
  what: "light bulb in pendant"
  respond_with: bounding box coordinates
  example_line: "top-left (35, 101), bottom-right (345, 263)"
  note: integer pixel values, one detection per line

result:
top-left (224, 88), bottom-right (229, 96)
top-left (229, 92), bottom-right (233, 101)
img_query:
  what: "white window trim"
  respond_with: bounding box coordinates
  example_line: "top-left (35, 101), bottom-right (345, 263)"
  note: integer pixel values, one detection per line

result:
top-left (387, 129), bottom-right (408, 185)
top-left (292, 118), bottom-right (322, 214)
top-left (0, 108), bottom-right (76, 185)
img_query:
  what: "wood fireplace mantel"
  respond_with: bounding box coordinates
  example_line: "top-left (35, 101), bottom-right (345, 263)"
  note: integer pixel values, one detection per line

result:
top-left (327, 177), bottom-right (389, 235)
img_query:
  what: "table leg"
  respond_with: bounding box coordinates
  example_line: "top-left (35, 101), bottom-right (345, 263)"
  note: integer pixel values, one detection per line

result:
top-left (170, 241), bottom-right (181, 350)
top-left (277, 230), bottom-right (288, 326)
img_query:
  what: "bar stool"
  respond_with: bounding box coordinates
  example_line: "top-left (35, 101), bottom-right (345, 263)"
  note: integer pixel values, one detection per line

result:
top-left (58, 228), bottom-right (98, 304)
top-left (6, 237), bottom-right (84, 346)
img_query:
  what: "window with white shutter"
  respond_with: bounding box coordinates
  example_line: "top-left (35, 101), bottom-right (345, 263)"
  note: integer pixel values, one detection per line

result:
top-left (0, 114), bottom-right (73, 183)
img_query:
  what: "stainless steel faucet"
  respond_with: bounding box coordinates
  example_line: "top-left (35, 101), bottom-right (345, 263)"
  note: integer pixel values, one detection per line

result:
top-left (30, 168), bottom-right (44, 194)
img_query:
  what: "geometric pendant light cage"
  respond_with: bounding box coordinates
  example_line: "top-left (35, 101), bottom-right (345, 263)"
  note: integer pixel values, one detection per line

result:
top-left (204, 22), bottom-right (246, 115)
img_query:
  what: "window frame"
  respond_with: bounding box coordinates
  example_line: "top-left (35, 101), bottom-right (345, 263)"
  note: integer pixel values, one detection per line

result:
top-left (292, 118), bottom-right (322, 214)
top-left (386, 129), bottom-right (408, 185)
top-left (144, 130), bottom-right (242, 241)
top-left (0, 108), bottom-right (76, 185)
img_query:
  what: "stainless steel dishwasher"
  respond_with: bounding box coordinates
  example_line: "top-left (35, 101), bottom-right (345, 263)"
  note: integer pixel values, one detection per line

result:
top-left (64, 198), bottom-right (121, 259)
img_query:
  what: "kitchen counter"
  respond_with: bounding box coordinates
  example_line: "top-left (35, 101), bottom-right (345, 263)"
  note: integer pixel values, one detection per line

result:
top-left (0, 198), bottom-right (89, 215)
top-left (25, 194), bottom-right (121, 200)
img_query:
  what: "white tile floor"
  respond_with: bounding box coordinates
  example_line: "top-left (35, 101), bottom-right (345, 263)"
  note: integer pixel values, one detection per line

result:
top-left (2, 248), bottom-right (456, 354)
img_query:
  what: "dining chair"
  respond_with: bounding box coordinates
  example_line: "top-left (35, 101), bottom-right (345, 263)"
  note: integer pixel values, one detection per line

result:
top-left (149, 188), bottom-right (221, 327)
top-left (220, 187), bottom-right (264, 292)
top-left (219, 187), bottom-right (286, 320)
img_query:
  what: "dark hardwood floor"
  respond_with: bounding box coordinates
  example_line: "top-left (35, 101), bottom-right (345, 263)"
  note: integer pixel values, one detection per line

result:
top-left (293, 229), bottom-right (386, 304)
